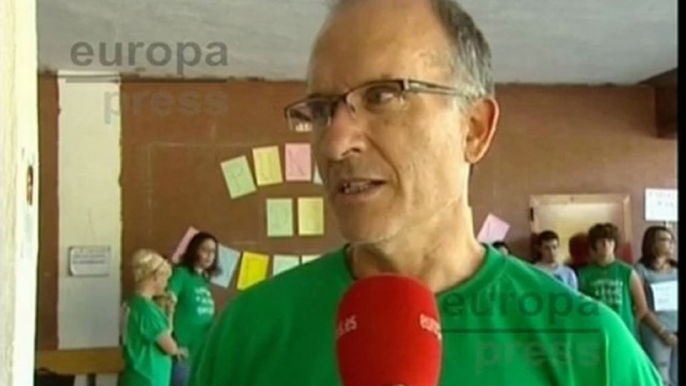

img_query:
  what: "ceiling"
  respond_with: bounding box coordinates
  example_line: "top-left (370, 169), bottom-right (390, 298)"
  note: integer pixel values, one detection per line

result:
top-left (37, 0), bottom-right (678, 84)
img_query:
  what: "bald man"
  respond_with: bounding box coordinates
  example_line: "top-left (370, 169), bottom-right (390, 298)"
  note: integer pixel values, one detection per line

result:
top-left (190, 0), bottom-right (662, 385)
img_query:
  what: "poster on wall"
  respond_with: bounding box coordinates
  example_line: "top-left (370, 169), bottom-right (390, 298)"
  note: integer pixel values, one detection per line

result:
top-left (68, 245), bottom-right (111, 276)
top-left (645, 188), bottom-right (678, 222)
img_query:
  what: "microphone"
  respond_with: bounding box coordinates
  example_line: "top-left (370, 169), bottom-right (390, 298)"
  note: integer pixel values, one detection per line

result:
top-left (335, 274), bottom-right (443, 386)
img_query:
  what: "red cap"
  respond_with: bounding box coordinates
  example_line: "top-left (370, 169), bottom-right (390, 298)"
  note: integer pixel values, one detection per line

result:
top-left (335, 274), bottom-right (442, 386)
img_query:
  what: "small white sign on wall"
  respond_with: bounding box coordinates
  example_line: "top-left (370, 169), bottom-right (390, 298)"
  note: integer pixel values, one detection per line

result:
top-left (68, 245), bottom-right (111, 276)
top-left (645, 188), bottom-right (678, 222)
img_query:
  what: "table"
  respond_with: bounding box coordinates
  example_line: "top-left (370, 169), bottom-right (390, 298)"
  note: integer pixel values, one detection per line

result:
top-left (36, 347), bottom-right (123, 386)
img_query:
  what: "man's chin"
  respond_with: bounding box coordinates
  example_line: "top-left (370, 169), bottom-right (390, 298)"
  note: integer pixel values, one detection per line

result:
top-left (339, 221), bottom-right (395, 246)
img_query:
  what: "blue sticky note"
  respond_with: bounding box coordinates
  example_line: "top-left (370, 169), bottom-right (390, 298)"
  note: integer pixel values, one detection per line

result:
top-left (211, 245), bottom-right (241, 288)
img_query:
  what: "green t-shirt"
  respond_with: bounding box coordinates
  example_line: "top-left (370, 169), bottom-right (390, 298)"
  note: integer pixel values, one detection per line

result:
top-left (190, 245), bottom-right (661, 386)
top-left (578, 260), bottom-right (636, 335)
top-left (121, 294), bottom-right (172, 386)
top-left (167, 266), bottom-right (216, 362)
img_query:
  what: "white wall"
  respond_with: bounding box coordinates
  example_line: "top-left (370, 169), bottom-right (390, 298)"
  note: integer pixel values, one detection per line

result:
top-left (57, 72), bottom-right (122, 386)
top-left (0, 0), bottom-right (39, 384)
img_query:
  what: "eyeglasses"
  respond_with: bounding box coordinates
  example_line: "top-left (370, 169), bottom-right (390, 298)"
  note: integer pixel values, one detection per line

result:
top-left (283, 78), bottom-right (473, 133)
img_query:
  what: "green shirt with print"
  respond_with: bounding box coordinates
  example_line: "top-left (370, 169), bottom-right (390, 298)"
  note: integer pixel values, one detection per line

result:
top-left (121, 294), bottom-right (172, 386)
top-left (167, 266), bottom-right (216, 363)
top-left (189, 245), bottom-right (661, 386)
top-left (578, 260), bottom-right (637, 336)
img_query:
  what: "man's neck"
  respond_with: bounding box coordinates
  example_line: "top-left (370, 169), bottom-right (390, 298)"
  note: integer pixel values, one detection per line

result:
top-left (538, 260), bottom-right (559, 269)
top-left (349, 201), bottom-right (484, 293)
top-left (596, 255), bottom-right (615, 267)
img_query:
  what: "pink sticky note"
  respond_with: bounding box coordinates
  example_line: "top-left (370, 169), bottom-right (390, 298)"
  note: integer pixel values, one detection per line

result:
top-left (170, 227), bottom-right (199, 264)
top-left (285, 143), bottom-right (312, 181)
top-left (477, 214), bottom-right (510, 244)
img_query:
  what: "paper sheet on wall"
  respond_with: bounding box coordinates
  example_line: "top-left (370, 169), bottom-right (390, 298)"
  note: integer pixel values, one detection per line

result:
top-left (253, 146), bottom-right (283, 186)
top-left (221, 156), bottom-right (257, 199)
top-left (68, 246), bottom-right (111, 276)
top-left (210, 245), bottom-right (241, 288)
top-left (298, 197), bottom-right (325, 236)
top-left (301, 254), bottom-right (321, 264)
top-left (651, 281), bottom-right (678, 312)
top-left (476, 214), bottom-right (510, 244)
top-left (285, 143), bottom-right (312, 181)
top-left (272, 254), bottom-right (300, 275)
top-left (171, 227), bottom-right (199, 264)
top-left (645, 188), bottom-right (678, 222)
top-left (237, 251), bottom-right (270, 290)
top-left (267, 198), bottom-right (294, 237)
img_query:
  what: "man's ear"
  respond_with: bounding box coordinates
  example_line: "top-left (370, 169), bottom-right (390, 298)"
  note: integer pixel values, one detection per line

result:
top-left (464, 97), bottom-right (499, 164)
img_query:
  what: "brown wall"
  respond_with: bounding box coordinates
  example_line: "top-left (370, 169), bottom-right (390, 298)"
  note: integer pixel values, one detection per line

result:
top-left (120, 80), bottom-right (345, 309)
top-left (37, 78), bottom-right (678, 346)
top-left (470, 85), bottom-right (677, 259)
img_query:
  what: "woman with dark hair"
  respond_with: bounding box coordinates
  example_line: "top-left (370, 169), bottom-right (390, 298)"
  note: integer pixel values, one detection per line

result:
top-left (635, 226), bottom-right (678, 386)
top-left (167, 231), bottom-right (221, 386)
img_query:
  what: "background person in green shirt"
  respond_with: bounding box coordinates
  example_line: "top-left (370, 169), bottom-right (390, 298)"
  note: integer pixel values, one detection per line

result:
top-left (189, 0), bottom-right (663, 384)
top-left (167, 231), bottom-right (220, 386)
top-left (121, 249), bottom-right (187, 386)
top-left (578, 223), bottom-right (667, 342)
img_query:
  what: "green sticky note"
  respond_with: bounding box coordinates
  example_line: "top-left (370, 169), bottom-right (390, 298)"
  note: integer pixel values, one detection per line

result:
top-left (298, 197), bottom-right (324, 236)
top-left (267, 198), bottom-right (293, 237)
top-left (272, 254), bottom-right (300, 276)
top-left (221, 156), bottom-right (257, 199)
top-left (301, 254), bottom-right (321, 264)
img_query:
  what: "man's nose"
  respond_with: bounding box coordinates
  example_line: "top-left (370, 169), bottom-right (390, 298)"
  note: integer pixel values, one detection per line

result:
top-left (317, 102), bottom-right (367, 161)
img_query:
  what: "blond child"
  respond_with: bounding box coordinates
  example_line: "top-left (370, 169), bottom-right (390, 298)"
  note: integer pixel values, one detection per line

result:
top-left (120, 249), bottom-right (187, 386)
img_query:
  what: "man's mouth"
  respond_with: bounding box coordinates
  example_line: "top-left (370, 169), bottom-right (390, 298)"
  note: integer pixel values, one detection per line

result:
top-left (338, 179), bottom-right (386, 194)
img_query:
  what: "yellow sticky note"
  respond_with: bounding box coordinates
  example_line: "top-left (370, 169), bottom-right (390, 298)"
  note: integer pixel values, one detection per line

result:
top-left (237, 251), bottom-right (269, 290)
top-left (298, 197), bottom-right (324, 236)
top-left (253, 146), bottom-right (283, 186)
top-left (221, 156), bottom-right (257, 199)
top-left (267, 198), bottom-right (293, 237)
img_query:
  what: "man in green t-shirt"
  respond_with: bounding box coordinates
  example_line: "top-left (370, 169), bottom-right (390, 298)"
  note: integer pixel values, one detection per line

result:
top-left (189, 0), bottom-right (663, 385)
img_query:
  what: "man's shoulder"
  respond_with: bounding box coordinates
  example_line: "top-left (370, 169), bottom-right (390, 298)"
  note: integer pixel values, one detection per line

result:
top-left (559, 264), bottom-right (577, 275)
top-left (224, 248), bottom-right (350, 315)
top-left (496, 256), bottom-right (611, 322)
top-left (501, 254), bottom-right (572, 289)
